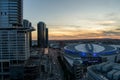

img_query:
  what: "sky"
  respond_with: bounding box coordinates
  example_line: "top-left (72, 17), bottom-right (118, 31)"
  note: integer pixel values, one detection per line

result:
top-left (23, 0), bottom-right (120, 40)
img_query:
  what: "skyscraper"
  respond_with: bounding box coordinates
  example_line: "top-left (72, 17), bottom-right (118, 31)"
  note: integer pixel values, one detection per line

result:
top-left (23, 19), bottom-right (34, 47)
top-left (0, 0), bottom-right (32, 80)
top-left (45, 28), bottom-right (48, 48)
top-left (37, 22), bottom-right (46, 48)
top-left (0, 0), bottom-right (23, 28)
top-left (29, 23), bottom-right (33, 47)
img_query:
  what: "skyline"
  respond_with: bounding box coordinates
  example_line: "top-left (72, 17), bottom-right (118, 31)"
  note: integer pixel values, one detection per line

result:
top-left (23, 0), bottom-right (120, 40)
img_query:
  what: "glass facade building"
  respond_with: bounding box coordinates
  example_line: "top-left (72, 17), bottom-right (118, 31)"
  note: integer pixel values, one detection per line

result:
top-left (0, 0), bottom-right (23, 28)
top-left (0, 0), bottom-right (31, 79)
top-left (45, 28), bottom-right (48, 48)
top-left (37, 22), bottom-right (46, 48)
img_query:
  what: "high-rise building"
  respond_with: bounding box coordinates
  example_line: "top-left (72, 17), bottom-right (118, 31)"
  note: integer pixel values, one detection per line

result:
top-left (23, 19), bottom-right (30, 28)
top-left (37, 22), bottom-right (46, 48)
top-left (0, 0), bottom-right (33, 80)
top-left (0, 0), bottom-right (23, 28)
top-left (45, 28), bottom-right (48, 48)
top-left (23, 19), bottom-right (34, 47)
top-left (29, 23), bottom-right (32, 47)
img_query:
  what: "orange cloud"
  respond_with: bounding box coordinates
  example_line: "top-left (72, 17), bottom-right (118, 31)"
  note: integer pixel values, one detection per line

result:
top-left (32, 27), bottom-right (120, 40)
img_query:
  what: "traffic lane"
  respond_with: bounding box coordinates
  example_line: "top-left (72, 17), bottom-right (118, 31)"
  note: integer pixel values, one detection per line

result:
top-left (48, 49), bottom-right (63, 80)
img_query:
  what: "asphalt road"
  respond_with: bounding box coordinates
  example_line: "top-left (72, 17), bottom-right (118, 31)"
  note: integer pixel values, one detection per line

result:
top-left (48, 48), bottom-right (64, 80)
top-left (35, 48), bottom-right (64, 80)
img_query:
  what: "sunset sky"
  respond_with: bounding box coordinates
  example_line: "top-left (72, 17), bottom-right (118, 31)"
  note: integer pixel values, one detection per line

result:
top-left (23, 0), bottom-right (120, 40)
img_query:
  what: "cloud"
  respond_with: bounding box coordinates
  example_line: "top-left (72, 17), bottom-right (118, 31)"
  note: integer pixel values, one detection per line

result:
top-left (48, 13), bottom-right (120, 40)
top-left (105, 13), bottom-right (117, 18)
top-left (102, 30), bottom-right (120, 36)
top-left (116, 28), bottom-right (120, 30)
top-left (48, 24), bottom-right (81, 28)
top-left (84, 13), bottom-right (120, 27)
top-left (49, 29), bottom-right (104, 39)
top-left (49, 30), bottom-right (120, 40)
top-left (96, 20), bottom-right (116, 26)
top-left (105, 13), bottom-right (120, 20)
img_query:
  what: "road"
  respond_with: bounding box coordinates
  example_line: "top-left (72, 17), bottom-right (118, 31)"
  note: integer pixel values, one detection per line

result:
top-left (48, 48), bottom-right (64, 80)
top-left (35, 48), bottom-right (64, 80)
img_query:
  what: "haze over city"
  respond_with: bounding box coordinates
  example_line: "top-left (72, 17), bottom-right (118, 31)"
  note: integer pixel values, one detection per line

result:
top-left (24, 0), bottom-right (120, 40)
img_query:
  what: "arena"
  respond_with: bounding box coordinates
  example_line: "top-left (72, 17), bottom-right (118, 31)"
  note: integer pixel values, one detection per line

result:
top-left (61, 43), bottom-right (120, 79)
top-left (63, 43), bottom-right (119, 64)
top-left (64, 43), bottom-right (117, 56)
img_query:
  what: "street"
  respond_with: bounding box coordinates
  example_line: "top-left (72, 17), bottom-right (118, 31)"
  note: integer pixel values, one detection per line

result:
top-left (35, 48), bottom-right (64, 80)
top-left (48, 48), bottom-right (64, 80)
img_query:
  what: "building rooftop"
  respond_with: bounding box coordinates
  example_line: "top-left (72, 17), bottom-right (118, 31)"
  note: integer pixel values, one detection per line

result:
top-left (64, 43), bottom-right (118, 57)
top-left (87, 62), bottom-right (120, 80)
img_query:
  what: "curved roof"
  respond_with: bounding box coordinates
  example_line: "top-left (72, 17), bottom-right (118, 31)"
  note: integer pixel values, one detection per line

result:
top-left (75, 44), bottom-right (105, 53)
top-left (64, 43), bottom-right (117, 57)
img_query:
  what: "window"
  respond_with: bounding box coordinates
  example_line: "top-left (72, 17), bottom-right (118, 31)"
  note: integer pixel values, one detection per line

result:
top-left (0, 12), bottom-right (7, 16)
top-left (3, 62), bottom-right (9, 68)
top-left (1, 12), bottom-right (2, 16)
top-left (4, 12), bottom-right (7, 15)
